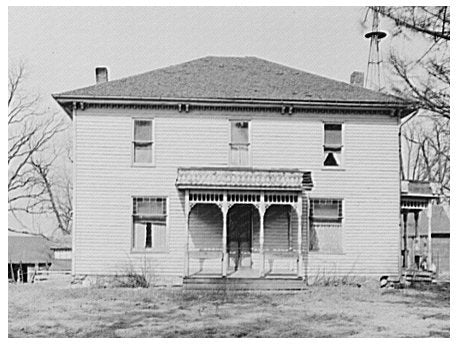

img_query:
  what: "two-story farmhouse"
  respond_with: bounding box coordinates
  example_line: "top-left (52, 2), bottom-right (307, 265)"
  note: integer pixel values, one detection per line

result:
top-left (53, 56), bottom-right (416, 287)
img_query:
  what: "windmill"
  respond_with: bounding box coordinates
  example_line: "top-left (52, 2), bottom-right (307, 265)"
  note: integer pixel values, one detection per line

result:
top-left (365, 8), bottom-right (387, 91)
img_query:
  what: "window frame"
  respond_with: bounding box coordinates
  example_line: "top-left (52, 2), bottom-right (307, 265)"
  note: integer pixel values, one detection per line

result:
top-left (228, 119), bottom-right (252, 167)
top-left (308, 198), bottom-right (345, 254)
top-left (131, 196), bottom-right (168, 253)
top-left (132, 118), bottom-right (155, 167)
top-left (322, 122), bottom-right (344, 169)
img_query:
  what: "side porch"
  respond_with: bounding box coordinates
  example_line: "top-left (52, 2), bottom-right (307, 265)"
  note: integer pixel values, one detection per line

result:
top-left (400, 180), bottom-right (440, 282)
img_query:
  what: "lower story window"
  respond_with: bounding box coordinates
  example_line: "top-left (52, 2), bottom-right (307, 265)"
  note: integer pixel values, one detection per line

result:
top-left (132, 197), bottom-right (167, 251)
top-left (309, 198), bottom-right (343, 254)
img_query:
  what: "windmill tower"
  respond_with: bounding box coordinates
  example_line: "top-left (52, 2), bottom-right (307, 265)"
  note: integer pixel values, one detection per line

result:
top-left (365, 8), bottom-right (387, 91)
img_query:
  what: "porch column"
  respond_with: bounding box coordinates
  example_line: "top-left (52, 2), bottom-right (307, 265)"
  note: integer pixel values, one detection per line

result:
top-left (402, 212), bottom-right (408, 268)
top-left (413, 211), bottom-right (420, 268)
top-left (222, 192), bottom-right (228, 277)
top-left (184, 190), bottom-right (190, 277)
top-left (296, 195), bottom-right (304, 278)
top-left (259, 193), bottom-right (266, 277)
top-left (427, 201), bottom-right (433, 270)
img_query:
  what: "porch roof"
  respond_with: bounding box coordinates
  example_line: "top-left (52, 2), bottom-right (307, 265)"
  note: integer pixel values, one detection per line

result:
top-left (176, 167), bottom-right (312, 191)
top-left (401, 180), bottom-right (438, 198)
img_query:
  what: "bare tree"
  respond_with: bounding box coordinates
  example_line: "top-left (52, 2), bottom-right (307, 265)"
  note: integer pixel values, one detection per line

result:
top-left (8, 63), bottom-right (72, 237)
top-left (369, 6), bottom-right (450, 119)
top-left (402, 115), bottom-right (449, 201)
top-left (29, 150), bottom-right (73, 235)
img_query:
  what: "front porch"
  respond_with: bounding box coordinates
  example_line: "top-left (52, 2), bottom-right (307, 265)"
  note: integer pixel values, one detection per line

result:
top-left (176, 167), bottom-right (313, 281)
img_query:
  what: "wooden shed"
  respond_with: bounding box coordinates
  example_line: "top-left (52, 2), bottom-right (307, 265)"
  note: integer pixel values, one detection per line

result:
top-left (8, 231), bottom-right (53, 283)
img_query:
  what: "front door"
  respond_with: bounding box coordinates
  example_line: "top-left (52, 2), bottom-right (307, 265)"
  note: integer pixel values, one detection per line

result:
top-left (227, 205), bottom-right (253, 270)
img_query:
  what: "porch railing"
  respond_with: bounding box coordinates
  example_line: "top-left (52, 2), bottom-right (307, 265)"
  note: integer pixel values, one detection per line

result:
top-left (186, 247), bottom-right (302, 277)
top-left (186, 248), bottom-right (223, 276)
top-left (264, 249), bottom-right (301, 275)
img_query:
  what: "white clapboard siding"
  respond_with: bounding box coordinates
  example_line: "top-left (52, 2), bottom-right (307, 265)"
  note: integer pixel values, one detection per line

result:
top-left (74, 107), bottom-right (400, 279)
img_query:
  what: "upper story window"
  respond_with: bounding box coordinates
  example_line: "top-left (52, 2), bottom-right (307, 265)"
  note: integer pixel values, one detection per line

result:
top-left (132, 197), bottom-right (167, 251)
top-left (323, 123), bottom-right (342, 167)
top-left (230, 120), bottom-right (251, 166)
top-left (133, 119), bottom-right (154, 165)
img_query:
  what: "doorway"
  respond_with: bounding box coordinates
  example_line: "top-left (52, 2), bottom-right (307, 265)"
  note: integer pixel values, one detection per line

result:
top-left (227, 204), bottom-right (257, 271)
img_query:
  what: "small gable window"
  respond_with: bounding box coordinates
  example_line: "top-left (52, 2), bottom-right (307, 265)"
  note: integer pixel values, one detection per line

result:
top-left (323, 123), bottom-right (342, 167)
top-left (133, 119), bottom-right (154, 165)
top-left (132, 197), bottom-right (167, 251)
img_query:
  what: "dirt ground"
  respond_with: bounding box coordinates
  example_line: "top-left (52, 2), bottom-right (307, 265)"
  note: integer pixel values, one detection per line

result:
top-left (8, 281), bottom-right (449, 338)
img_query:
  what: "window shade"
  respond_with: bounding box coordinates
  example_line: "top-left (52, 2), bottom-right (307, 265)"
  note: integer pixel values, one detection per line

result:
top-left (134, 120), bottom-right (152, 141)
top-left (231, 121), bottom-right (249, 144)
top-left (324, 124), bottom-right (342, 146)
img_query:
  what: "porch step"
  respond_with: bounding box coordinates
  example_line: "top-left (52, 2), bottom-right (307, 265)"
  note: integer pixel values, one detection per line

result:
top-left (183, 277), bottom-right (306, 291)
top-left (403, 270), bottom-right (435, 283)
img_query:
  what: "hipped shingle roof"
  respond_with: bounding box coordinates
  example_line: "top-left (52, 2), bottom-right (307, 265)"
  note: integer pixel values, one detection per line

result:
top-left (56, 56), bottom-right (405, 104)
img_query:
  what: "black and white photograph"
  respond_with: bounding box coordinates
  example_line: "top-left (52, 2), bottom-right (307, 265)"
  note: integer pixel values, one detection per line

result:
top-left (8, 4), bottom-right (450, 338)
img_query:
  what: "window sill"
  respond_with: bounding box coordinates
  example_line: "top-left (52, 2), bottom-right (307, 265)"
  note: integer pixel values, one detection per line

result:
top-left (321, 167), bottom-right (346, 171)
top-left (308, 251), bottom-right (346, 256)
top-left (131, 249), bottom-right (168, 254)
top-left (132, 163), bottom-right (156, 168)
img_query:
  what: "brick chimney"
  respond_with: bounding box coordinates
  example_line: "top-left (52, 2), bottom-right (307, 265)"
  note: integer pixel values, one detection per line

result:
top-left (350, 71), bottom-right (364, 88)
top-left (95, 67), bottom-right (108, 84)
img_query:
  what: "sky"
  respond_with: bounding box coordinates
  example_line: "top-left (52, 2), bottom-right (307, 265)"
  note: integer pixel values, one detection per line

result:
top-left (9, 6), bottom-right (386, 107)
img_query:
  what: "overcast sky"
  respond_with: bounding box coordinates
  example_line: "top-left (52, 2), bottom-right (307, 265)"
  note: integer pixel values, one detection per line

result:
top-left (9, 6), bottom-right (392, 106)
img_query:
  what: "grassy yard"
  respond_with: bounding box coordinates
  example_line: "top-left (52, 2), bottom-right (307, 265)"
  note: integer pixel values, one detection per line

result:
top-left (8, 281), bottom-right (449, 338)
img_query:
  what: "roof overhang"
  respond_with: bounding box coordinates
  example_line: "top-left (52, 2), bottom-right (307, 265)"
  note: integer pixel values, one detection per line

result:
top-left (52, 94), bottom-right (417, 119)
top-left (176, 167), bottom-right (313, 191)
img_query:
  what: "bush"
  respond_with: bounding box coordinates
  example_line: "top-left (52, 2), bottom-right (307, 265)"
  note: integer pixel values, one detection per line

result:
top-left (118, 271), bottom-right (150, 288)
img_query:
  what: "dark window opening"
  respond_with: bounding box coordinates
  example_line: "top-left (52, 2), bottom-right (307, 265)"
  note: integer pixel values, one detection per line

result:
top-left (145, 223), bottom-right (152, 248)
top-left (324, 152), bottom-right (339, 166)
